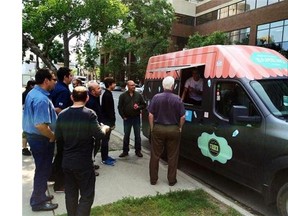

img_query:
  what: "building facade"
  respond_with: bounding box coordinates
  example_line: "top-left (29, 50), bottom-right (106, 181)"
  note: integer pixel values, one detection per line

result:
top-left (170, 0), bottom-right (288, 57)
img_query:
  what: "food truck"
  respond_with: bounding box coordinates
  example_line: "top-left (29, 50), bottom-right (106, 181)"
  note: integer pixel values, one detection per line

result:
top-left (142, 45), bottom-right (288, 215)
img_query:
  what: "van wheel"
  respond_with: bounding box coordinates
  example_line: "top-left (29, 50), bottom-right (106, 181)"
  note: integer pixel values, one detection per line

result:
top-left (277, 182), bottom-right (288, 216)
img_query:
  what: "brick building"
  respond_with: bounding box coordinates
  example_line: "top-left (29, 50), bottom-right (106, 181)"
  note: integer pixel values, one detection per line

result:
top-left (171, 0), bottom-right (288, 55)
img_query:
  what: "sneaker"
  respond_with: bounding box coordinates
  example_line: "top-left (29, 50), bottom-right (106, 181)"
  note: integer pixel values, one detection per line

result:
top-left (101, 159), bottom-right (115, 166)
top-left (107, 156), bottom-right (116, 162)
top-left (22, 148), bottom-right (31, 156)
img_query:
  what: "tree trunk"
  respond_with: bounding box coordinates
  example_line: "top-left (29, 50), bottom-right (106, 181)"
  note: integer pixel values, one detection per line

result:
top-left (22, 34), bottom-right (57, 72)
top-left (63, 32), bottom-right (70, 67)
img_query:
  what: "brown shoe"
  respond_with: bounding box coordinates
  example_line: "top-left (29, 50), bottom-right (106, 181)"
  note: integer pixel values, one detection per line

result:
top-left (169, 180), bottom-right (177, 186)
top-left (94, 164), bottom-right (100, 170)
top-left (135, 151), bottom-right (143, 157)
top-left (119, 152), bottom-right (129, 157)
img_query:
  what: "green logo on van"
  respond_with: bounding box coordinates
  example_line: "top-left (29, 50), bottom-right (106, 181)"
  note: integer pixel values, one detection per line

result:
top-left (251, 52), bottom-right (287, 69)
top-left (198, 132), bottom-right (232, 164)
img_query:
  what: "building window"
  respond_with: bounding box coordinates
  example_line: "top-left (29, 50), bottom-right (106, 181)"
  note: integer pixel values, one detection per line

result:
top-left (176, 14), bottom-right (195, 26)
top-left (256, 0), bottom-right (267, 8)
top-left (256, 19), bottom-right (288, 57)
top-left (229, 4), bottom-right (237, 16)
top-left (219, 6), bottom-right (229, 19)
top-left (196, 0), bottom-right (283, 26)
top-left (268, 0), bottom-right (279, 4)
top-left (236, 1), bottom-right (246, 14)
top-left (245, 0), bottom-right (256, 11)
top-left (197, 11), bottom-right (218, 25)
top-left (227, 28), bottom-right (250, 44)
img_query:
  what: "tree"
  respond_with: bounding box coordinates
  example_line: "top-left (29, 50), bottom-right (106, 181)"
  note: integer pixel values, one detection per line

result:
top-left (22, 0), bottom-right (128, 71)
top-left (121, 0), bottom-right (175, 79)
top-left (47, 40), bottom-right (64, 64)
top-left (186, 31), bottom-right (229, 49)
top-left (100, 0), bottom-right (175, 81)
top-left (81, 40), bottom-right (100, 79)
top-left (100, 32), bottom-right (132, 81)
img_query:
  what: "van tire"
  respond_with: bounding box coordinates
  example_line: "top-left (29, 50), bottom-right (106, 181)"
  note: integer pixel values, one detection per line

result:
top-left (277, 182), bottom-right (288, 216)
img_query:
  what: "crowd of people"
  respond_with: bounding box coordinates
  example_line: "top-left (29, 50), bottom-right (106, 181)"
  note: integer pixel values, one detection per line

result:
top-left (22, 67), bottom-right (187, 215)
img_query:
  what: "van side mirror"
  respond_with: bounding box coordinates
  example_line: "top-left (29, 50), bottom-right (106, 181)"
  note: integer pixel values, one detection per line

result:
top-left (229, 105), bottom-right (261, 125)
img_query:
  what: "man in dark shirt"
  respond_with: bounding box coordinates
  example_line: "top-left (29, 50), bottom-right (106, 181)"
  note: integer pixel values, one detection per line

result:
top-left (49, 67), bottom-right (73, 192)
top-left (118, 80), bottom-right (146, 158)
top-left (86, 81), bottom-right (103, 123)
top-left (55, 86), bottom-right (110, 216)
top-left (86, 81), bottom-right (103, 175)
top-left (101, 77), bottom-right (116, 165)
top-left (148, 76), bottom-right (185, 186)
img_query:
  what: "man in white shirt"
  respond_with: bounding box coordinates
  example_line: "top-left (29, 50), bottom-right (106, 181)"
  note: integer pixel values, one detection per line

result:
top-left (181, 69), bottom-right (203, 105)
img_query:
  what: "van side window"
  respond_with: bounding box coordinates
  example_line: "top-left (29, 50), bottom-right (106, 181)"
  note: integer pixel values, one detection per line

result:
top-left (215, 82), bottom-right (259, 119)
top-left (143, 80), bottom-right (180, 101)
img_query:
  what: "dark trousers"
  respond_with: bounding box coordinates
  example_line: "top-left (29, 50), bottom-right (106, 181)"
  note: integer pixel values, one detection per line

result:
top-left (123, 116), bottom-right (141, 153)
top-left (51, 142), bottom-right (65, 190)
top-left (101, 130), bottom-right (111, 161)
top-left (149, 124), bottom-right (180, 184)
top-left (26, 134), bottom-right (55, 207)
top-left (63, 167), bottom-right (95, 216)
top-left (93, 138), bottom-right (101, 159)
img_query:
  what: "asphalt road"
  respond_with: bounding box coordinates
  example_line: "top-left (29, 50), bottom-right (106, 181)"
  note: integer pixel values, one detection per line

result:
top-left (111, 90), bottom-right (279, 216)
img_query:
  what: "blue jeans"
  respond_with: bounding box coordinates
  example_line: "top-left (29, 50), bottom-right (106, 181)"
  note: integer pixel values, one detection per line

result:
top-left (26, 134), bottom-right (55, 207)
top-left (123, 116), bottom-right (141, 153)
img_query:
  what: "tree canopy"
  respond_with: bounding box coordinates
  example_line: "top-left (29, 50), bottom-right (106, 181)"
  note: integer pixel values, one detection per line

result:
top-left (101, 0), bottom-right (175, 81)
top-left (186, 31), bottom-right (230, 49)
top-left (22, 0), bottom-right (128, 71)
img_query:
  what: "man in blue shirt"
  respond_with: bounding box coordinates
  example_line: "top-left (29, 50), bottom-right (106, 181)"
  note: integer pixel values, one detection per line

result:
top-left (50, 67), bottom-right (73, 114)
top-left (50, 67), bottom-right (73, 192)
top-left (23, 68), bottom-right (58, 212)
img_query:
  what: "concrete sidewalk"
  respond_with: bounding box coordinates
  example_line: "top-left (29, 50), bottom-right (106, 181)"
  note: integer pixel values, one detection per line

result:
top-left (22, 131), bottom-right (254, 216)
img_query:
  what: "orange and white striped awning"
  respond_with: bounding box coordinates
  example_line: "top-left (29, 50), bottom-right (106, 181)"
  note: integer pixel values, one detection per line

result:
top-left (145, 45), bottom-right (288, 80)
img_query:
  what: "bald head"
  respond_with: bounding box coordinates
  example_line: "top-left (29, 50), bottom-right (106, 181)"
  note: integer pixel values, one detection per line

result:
top-left (127, 80), bottom-right (136, 92)
top-left (72, 86), bottom-right (88, 102)
top-left (87, 80), bottom-right (101, 97)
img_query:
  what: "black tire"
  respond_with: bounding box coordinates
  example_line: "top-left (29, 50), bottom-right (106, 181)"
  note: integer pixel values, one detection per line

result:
top-left (277, 182), bottom-right (288, 216)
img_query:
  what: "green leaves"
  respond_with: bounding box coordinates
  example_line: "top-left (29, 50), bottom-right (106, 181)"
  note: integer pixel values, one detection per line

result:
top-left (186, 31), bottom-right (230, 48)
top-left (23, 0), bottom-right (128, 69)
